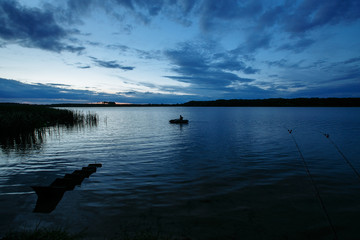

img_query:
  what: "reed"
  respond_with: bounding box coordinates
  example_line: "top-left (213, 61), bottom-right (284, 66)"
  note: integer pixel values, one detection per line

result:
top-left (0, 103), bottom-right (98, 149)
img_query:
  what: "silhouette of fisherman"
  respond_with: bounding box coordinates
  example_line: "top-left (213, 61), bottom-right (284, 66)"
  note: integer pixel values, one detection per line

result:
top-left (180, 115), bottom-right (183, 120)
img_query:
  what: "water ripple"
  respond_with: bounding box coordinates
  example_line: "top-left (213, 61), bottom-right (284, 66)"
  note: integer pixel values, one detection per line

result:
top-left (1, 107), bottom-right (360, 239)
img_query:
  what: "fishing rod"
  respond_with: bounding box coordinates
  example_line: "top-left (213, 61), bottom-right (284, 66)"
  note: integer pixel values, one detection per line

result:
top-left (287, 129), bottom-right (338, 240)
top-left (321, 132), bottom-right (360, 180)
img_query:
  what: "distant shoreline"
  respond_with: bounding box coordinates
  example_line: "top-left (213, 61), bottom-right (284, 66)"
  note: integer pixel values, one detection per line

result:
top-left (46, 98), bottom-right (360, 107)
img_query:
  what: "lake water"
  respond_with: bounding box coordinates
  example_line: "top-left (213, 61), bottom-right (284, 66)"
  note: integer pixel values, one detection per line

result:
top-left (1, 107), bottom-right (360, 239)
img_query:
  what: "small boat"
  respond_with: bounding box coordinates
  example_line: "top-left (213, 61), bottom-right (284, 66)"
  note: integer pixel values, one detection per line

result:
top-left (169, 119), bottom-right (189, 124)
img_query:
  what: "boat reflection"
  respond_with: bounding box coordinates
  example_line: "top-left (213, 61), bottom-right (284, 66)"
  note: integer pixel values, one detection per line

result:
top-left (32, 163), bottom-right (102, 213)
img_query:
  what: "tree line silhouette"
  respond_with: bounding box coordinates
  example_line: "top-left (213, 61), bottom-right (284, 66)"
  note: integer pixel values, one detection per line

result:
top-left (182, 98), bottom-right (360, 107)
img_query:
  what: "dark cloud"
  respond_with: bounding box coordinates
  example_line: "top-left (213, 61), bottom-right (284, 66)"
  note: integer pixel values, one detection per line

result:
top-left (198, 0), bottom-right (262, 31)
top-left (282, 0), bottom-right (360, 35)
top-left (0, 0), bottom-right (84, 53)
top-left (263, 55), bottom-right (360, 98)
top-left (106, 44), bottom-right (131, 51)
top-left (0, 78), bottom-right (190, 104)
top-left (258, 5), bottom-right (284, 28)
top-left (54, 0), bottom-right (360, 56)
top-left (205, 0), bottom-right (360, 55)
top-left (212, 52), bottom-right (259, 74)
top-left (343, 57), bottom-right (360, 65)
top-left (46, 83), bottom-right (72, 87)
top-left (288, 82), bottom-right (360, 98)
top-left (77, 65), bottom-right (91, 69)
top-left (110, 0), bottom-right (197, 22)
top-left (265, 59), bottom-right (305, 69)
top-left (106, 44), bottom-right (162, 60)
top-left (131, 0), bottom-right (164, 16)
top-left (1, 0), bottom-right (359, 101)
top-left (66, 0), bottom-right (94, 15)
top-left (66, 0), bottom-right (359, 33)
top-left (238, 33), bottom-right (272, 54)
top-left (164, 41), bottom-right (258, 89)
top-left (19, 0), bottom-right (358, 55)
top-left (0, 78), bottom-right (101, 102)
top-left (64, 0), bottom-right (195, 19)
top-left (90, 57), bottom-right (135, 70)
top-left (318, 57), bottom-right (360, 72)
top-left (312, 57), bottom-right (360, 82)
top-left (63, 60), bottom-right (92, 69)
top-left (323, 66), bottom-right (360, 84)
top-left (135, 49), bottom-right (162, 60)
top-left (278, 38), bottom-right (315, 53)
top-left (63, 0), bottom-right (168, 26)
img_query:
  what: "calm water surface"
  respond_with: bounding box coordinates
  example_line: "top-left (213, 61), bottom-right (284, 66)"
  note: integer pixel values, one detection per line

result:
top-left (1, 107), bottom-right (360, 239)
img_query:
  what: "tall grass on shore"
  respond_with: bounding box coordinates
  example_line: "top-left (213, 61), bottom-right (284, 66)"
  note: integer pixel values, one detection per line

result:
top-left (0, 103), bottom-right (98, 150)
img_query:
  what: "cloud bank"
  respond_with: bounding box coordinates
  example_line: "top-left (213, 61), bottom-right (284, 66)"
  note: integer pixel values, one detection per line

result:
top-left (0, 0), bottom-right (359, 103)
top-left (0, 0), bottom-right (84, 53)
top-left (164, 41), bottom-right (258, 89)
top-left (0, 78), bottom-right (190, 104)
top-left (90, 57), bottom-right (135, 71)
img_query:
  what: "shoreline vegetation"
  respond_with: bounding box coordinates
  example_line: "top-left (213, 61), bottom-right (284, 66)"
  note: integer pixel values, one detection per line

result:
top-left (1, 227), bottom-right (84, 240)
top-left (0, 103), bottom-right (98, 149)
top-left (1, 227), bottom-right (173, 240)
top-left (48, 97), bottom-right (360, 107)
top-left (181, 97), bottom-right (360, 107)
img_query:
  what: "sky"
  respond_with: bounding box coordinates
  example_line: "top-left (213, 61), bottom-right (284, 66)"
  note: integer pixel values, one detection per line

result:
top-left (0, 0), bottom-right (359, 104)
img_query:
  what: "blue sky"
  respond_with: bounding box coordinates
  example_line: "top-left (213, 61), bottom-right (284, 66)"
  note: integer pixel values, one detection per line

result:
top-left (0, 0), bottom-right (359, 104)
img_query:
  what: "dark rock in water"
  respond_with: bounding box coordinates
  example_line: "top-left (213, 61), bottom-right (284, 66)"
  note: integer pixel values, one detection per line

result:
top-left (31, 163), bottom-right (102, 213)
top-left (88, 163), bottom-right (102, 168)
top-left (32, 186), bottom-right (67, 199)
top-left (82, 166), bottom-right (97, 172)
top-left (72, 169), bottom-right (92, 178)
top-left (50, 178), bottom-right (76, 190)
top-left (31, 186), bottom-right (67, 213)
top-left (64, 173), bottom-right (85, 185)
top-left (81, 166), bottom-right (97, 177)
